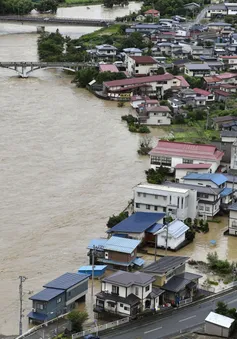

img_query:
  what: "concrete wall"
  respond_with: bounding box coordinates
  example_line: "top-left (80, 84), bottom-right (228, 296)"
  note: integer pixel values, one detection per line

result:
top-left (205, 322), bottom-right (230, 337)
top-left (66, 279), bottom-right (88, 305)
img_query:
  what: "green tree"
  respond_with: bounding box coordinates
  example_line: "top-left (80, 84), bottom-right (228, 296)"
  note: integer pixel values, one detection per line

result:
top-left (67, 311), bottom-right (88, 333)
top-left (1, 0), bottom-right (33, 15)
top-left (74, 68), bottom-right (98, 87)
top-left (107, 211), bottom-right (128, 228)
top-left (121, 32), bottom-right (147, 50)
top-left (184, 75), bottom-right (203, 89)
top-left (36, 0), bottom-right (58, 13)
top-left (96, 71), bottom-right (126, 84)
top-left (157, 67), bottom-right (165, 75)
top-left (216, 301), bottom-right (237, 320)
top-left (145, 167), bottom-right (168, 184)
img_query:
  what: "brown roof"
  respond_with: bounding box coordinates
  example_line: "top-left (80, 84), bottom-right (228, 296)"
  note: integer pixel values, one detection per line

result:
top-left (214, 89), bottom-right (231, 97)
top-left (130, 56), bottom-right (158, 64)
top-left (104, 73), bottom-right (174, 88)
top-left (204, 76), bottom-right (221, 83)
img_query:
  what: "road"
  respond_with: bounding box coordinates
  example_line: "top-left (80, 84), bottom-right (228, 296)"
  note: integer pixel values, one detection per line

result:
top-left (101, 290), bottom-right (237, 339)
top-left (186, 6), bottom-right (209, 30)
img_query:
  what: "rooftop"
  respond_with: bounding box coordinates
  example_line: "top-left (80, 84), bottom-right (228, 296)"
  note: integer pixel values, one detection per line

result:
top-left (146, 106), bottom-right (170, 112)
top-left (143, 256), bottom-right (189, 275)
top-left (30, 288), bottom-right (64, 301)
top-left (183, 173), bottom-right (227, 186)
top-left (96, 44), bottom-right (117, 50)
top-left (130, 56), bottom-right (158, 64)
top-left (205, 312), bottom-right (235, 329)
top-left (104, 236), bottom-right (140, 254)
top-left (175, 75), bottom-right (190, 87)
top-left (185, 63), bottom-right (211, 70)
top-left (220, 55), bottom-right (237, 59)
top-left (104, 73), bottom-right (174, 88)
top-left (193, 88), bottom-right (211, 96)
top-left (99, 64), bottom-right (119, 73)
top-left (102, 271), bottom-right (155, 287)
top-left (157, 220), bottom-right (189, 239)
top-left (149, 140), bottom-right (224, 161)
top-left (43, 272), bottom-right (89, 290)
top-left (175, 163), bottom-right (212, 169)
top-left (96, 291), bottom-right (140, 306)
top-left (136, 183), bottom-right (190, 194)
top-left (228, 202), bottom-right (237, 211)
top-left (161, 272), bottom-right (202, 293)
top-left (108, 212), bottom-right (165, 234)
top-left (164, 181), bottom-right (223, 195)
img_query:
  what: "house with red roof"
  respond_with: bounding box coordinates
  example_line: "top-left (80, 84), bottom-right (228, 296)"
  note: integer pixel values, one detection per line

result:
top-left (103, 73), bottom-right (181, 100)
top-left (99, 64), bottom-right (119, 73)
top-left (193, 88), bottom-right (215, 104)
top-left (149, 140), bottom-right (224, 173)
top-left (144, 9), bottom-right (160, 17)
top-left (127, 55), bottom-right (159, 77)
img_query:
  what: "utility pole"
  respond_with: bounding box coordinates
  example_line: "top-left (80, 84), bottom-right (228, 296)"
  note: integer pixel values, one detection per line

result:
top-left (19, 275), bottom-right (27, 336)
top-left (91, 245), bottom-right (95, 297)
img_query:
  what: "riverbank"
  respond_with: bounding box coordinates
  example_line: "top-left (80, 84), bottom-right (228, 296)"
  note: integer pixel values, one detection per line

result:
top-left (59, 0), bottom-right (102, 7)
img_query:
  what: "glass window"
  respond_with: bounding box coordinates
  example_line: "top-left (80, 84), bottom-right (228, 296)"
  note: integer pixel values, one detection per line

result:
top-left (183, 158), bottom-right (193, 164)
top-left (57, 298), bottom-right (62, 304)
top-left (146, 205), bottom-right (150, 210)
top-left (136, 203), bottom-right (140, 208)
top-left (120, 303), bottom-right (123, 307)
top-left (124, 306), bottom-right (129, 311)
top-left (143, 193), bottom-right (146, 197)
top-left (145, 285), bottom-right (150, 292)
top-left (135, 287), bottom-right (139, 296)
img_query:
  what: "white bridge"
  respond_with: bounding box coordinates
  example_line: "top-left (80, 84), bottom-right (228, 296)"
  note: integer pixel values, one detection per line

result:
top-left (0, 61), bottom-right (97, 77)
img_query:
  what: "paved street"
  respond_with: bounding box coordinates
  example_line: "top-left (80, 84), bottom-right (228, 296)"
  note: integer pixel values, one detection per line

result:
top-left (101, 290), bottom-right (237, 339)
top-left (186, 6), bottom-right (209, 30)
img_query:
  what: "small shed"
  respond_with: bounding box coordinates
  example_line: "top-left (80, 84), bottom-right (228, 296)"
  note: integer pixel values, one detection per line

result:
top-left (78, 265), bottom-right (107, 278)
top-left (205, 312), bottom-right (235, 338)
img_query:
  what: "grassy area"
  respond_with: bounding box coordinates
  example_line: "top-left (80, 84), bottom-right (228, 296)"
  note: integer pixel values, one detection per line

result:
top-left (162, 121), bottom-right (220, 144)
top-left (77, 24), bottom-right (124, 46)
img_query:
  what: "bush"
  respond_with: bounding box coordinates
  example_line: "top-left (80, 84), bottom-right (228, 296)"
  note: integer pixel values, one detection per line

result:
top-left (207, 252), bottom-right (234, 275)
top-left (121, 115), bottom-right (138, 124)
top-left (67, 311), bottom-right (88, 333)
top-left (128, 124), bottom-right (138, 133)
top-left (138, 125), bottom-right (150, 133)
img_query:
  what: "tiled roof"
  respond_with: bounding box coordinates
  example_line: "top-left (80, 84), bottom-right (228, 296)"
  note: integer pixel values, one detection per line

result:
top-left (193, 88), bottom-right (211, 96)
top-left (130, 56), bottom-right (158, 64)
top-left (185, 63), bottom-right (211, 70)
top-left (228, 202), bottom-right (237, 211)
top-left (175, 75), bottom-right (190, 87)
top-left (204, 76), bottom-right (221, 83)
top-left (220, 55), bottom-right (237, 59)
top-left (104, 73), bottom-right (174, 88)
top-left (183, 173), bottom-right (227, 185)
top-left (144, 9), bottom-right (160, 14)
top-left (102, 271), bottom-right (155, 287)
top-left (218, 72), bottom-right (237, 79)
top-left (108, 212), bottom-right (165, 234)
top-left (143, 256), bottom-right (189, 275)
top-left (146, 106), bottom-right (170, 112)
top-left (43, 272), bottom-right (89, 290)
top-left (30, 288), bottom-right (64, 301)
top-left (214, 89), bottom-right (231, 97)
top-left (99, 64), bottom-right (119, 73)
top-left (175, 163), bottom-right (212, 169)
top-left (149, 140), bottom-right (224, 161)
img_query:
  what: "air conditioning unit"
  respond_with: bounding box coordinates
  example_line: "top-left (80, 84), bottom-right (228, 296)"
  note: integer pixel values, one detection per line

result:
top-left (32, 308), bottom-right (36, 312)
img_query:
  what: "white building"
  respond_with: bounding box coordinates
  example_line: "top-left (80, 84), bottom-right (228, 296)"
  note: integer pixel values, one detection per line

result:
top-left (184, 63), bottom-right (212, 77)
top-left (219, 56), bottom-right (237, 70)
top-left (134, 183), bottom-right (197, 220)
top-left (94, 271), bottom-right (164, 317)
top-left (95, 44), bottom-right (117, 57)
top-left (127, 55), bottom-right (159, 76)
top-left (149, 140), bottom-right (224, 173)
top-left (138, 106), bottom-right (171, 125)
top-left (228, 202), bottom-right (237, 235)
top-left (156, 219), bottom-right (189, 250)
top-left (205, 312), bottom-right (235, 337)
top-left (175, 163), bottom-right (212, 182)
top-left (206, 4), bottom-right (227, 17)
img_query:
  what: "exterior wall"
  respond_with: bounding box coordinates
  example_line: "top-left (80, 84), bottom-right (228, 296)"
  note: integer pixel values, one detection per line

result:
top-left (107, 250), bottom-right (136, 263)
top-left (149, 264), bottom-right (186, 287)
top-left (229, 209), bottom-right (237, 235)
top-left (184, 67), bottom-right (211, 77)
top-left (145, 112), bottom-right (171, 125)
top-left (205, 322), bottom-right (230, 338)
top-left (198, 199), bottom-right (220, 217)
top-left (102, 282), bottom-right (127, 298)
top-left (134, 186), bottom-right (197, 220)
top-left (66, 279), bottom-right (89, 306)
top-left (157, 232), bottom-right (186, 250)
top-left (32, 292), bottom-right (66, 320)
top-left (231, 144), bottom-right (237, 170)
top-left (183, 178), bottom-right (223, 189)
top-left (176, 168), bottom-right (210, 181)
top-left (127, 57), bottom-right (158, 76)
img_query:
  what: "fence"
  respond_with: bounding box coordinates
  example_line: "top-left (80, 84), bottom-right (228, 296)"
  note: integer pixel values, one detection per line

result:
top-left (72, 317), bottom-right (130, 339)
top-left (179, 297), bottom-right (192, 306)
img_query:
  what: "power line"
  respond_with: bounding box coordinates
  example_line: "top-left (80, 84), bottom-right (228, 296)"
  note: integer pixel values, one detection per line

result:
top-left (19, 275), bottom-right (27, 336)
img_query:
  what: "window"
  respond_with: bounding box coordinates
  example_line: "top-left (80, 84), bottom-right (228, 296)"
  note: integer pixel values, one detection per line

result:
top-left (205, 206), bottom-right (210, 212)
top-left (162, 112), bottom-right (166, 116)
top-left (146, 205), bottom-right (150, 210)
top-left (138, 192), bottom-right (141, 197)
top-left (136, 203), bottom-right (140, 208)
top-left (183, 158), bottom-right (193, 164)
top-left (177, 197), bottom-right (180, 207)
top-left (158, 120), bottom-right (161, 123)
top-left (155, 195), bottom-right (158, 199)
top-left (112, 285), bottom-right (119, 294)
top-left (199, 205), bottom-right (204, 211)
top-left (154, 206), bottom-right (158, 211)
top-left (198, 193), bottom-right (208, 199)
top-left (143, 193), bottom-right (146, 197)
top-left (135, 287), bottom-right (139, 296)
top-left (154, 113), bottom-right (157, 116)
top-left (105, 252), bottom-right (109, 259)
top-left (57, 297), bottom-right (62, 304)
top-left (124, 306), bottom-right (129, 311)
top-left (37, 303), bottom-right (44, 310)
top-left (145, 285), bottom-right (150, 292)
top-left (120, 303), bottom-right (124, 307)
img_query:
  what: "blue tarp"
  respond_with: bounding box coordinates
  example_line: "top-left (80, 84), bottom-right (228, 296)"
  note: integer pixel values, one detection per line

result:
top-left (133, 257), bottom-right (145, 266)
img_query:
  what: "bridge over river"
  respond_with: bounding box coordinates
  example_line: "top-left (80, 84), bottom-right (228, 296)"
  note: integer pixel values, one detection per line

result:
top-left (0, 61), bottom-right (98, 77)
top-left (0, 15), bottom-right (115, 27)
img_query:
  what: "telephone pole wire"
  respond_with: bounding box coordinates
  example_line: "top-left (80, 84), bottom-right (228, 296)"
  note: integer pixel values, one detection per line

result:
top-left (19, 275), bottom-right (27, 336)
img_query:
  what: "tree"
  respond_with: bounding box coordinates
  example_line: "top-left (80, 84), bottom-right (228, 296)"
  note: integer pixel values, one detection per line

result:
top-left (0, 0), bottom-right (33, 15)
top-left (121, 32), bottom-right (147, 50)
top-left (67, 311), bottom-right (88, 333)
top-left (137, 136), bottom-right (152, 155)
top-left (184, 75), bottom-right (203, 89)
top-left (145, 167), bottom-right (168, 184)
top-left (157, 67), bottom-right (165, 75)
top-left (216, 301), bottom-right (237, 320)
top-left (96, 71), bottom-right (126, 84)
top-left (74, 68), bottom-right (98, 88)
top-left (36, 0), bottom-right (58, 13)
top-left (107, 211), bottom-right (128, 228)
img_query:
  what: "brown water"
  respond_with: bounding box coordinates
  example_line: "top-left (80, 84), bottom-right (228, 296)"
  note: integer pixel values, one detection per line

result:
top-left (0, 6), bottom-right (236, 335)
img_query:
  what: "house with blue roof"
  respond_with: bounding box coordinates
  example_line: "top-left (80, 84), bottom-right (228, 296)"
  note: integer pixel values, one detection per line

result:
top-left (87, 236), bottom-right (144, 271)
top-left (28, 272), bottom-right (89, 323)
top-left (183, 173), bottom-right (234, 210)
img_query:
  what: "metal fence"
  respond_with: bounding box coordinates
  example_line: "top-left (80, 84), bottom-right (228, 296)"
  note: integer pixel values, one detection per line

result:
top-left (72, 317), bottom-right (130, 339)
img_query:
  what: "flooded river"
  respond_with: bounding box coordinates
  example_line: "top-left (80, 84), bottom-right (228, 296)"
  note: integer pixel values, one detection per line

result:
top-left (0, 2), bottom-right (236, 335)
